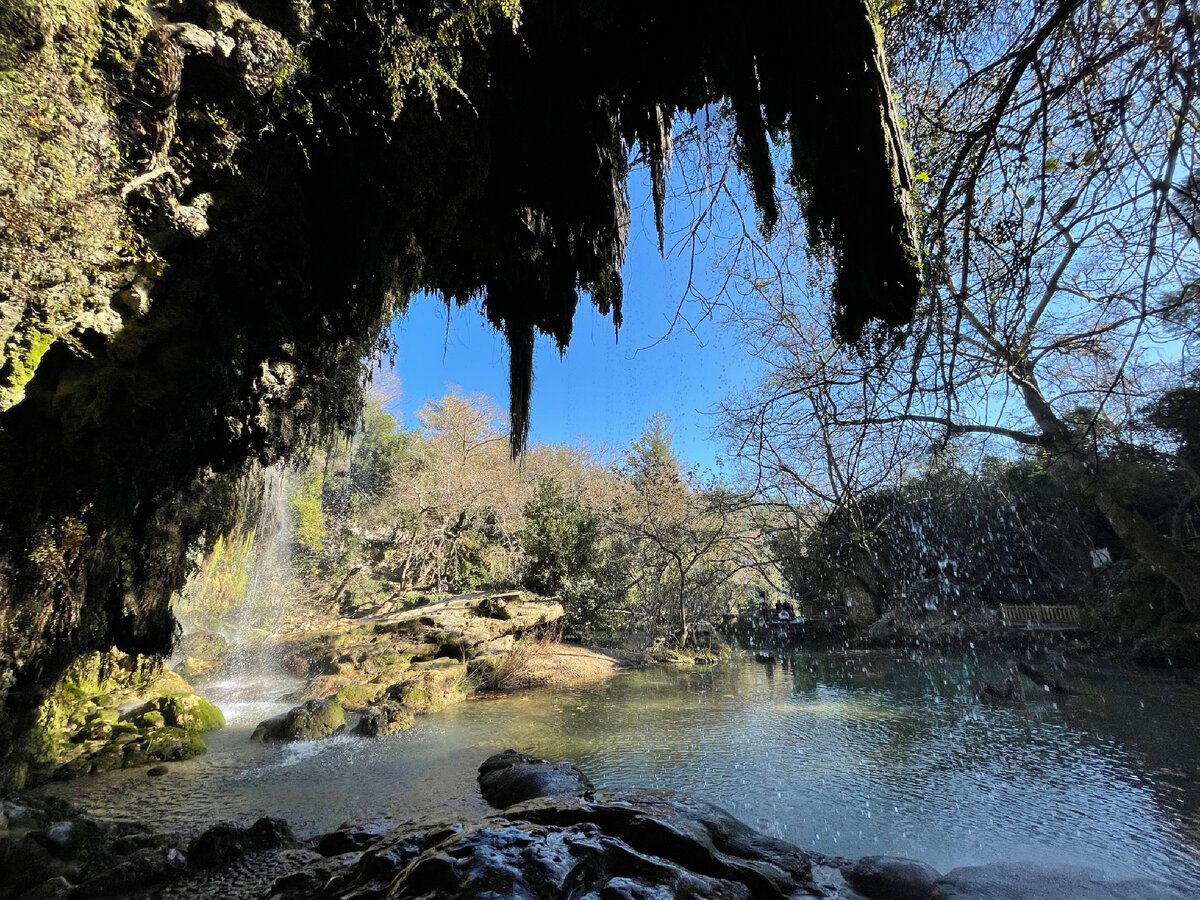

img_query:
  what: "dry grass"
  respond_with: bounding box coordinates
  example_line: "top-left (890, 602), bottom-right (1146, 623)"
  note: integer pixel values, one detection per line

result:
top-left (469, 629), bottom-right (633, 693)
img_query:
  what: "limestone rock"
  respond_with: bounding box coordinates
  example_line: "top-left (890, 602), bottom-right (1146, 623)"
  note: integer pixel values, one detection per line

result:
top-left (187, 816), bottom-right (298, 869)
top-left (384, 659), bottom-right (468, 713)
top-left (353, 703), bottom-right (416, 738)
top-left (316, 789), bottom-right (815, 899)
top-left (477, 749), bottom-right (593, 809)
top-left (251, 699), bottom-right (346, 743)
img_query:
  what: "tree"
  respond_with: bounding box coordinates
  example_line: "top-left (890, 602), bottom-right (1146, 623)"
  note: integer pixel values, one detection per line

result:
top-left (726, 0), bottom-right (1200, 612)
top-left (519, 476), bottom-right (625, 636)
top-left (611, 416), bottom-right (765, 644)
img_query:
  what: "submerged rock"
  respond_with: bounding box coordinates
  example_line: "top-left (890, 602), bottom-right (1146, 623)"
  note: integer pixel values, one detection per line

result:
top-left (477, 749), bottom-right (593, 809)
top-left (251, 699), bottom-right (346, 743)
top-left (842, 855), bottom-right (942, 899)
top-left (931, 861), bottom-right (1194, 900)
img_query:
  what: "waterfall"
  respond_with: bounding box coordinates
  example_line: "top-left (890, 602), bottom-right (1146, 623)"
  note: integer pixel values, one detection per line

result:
top-left (174, 463), bottom-right (302, 724)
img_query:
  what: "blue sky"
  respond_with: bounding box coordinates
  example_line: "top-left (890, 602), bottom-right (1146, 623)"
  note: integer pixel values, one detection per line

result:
top-left (385, 171), bottom-right (760, 473)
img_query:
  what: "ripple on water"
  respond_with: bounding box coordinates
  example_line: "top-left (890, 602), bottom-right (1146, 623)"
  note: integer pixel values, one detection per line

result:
top-left (32, 652), bottom-right (1200, 885)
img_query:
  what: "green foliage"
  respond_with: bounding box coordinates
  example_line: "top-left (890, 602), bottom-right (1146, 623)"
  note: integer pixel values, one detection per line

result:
top-left (520, 477), bottom-right (599, 595)
top-left (175, 528), bottom-right (256, 632)
top-left (519, 476), bottom-right (620, 635)
top-left (786, 456), bottom-right (1099, 609)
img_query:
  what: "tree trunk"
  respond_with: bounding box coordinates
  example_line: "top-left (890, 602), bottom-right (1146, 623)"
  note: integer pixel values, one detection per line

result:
top-left (1015, 365), bottom-right (1200, 615)
top-left (1085, 480), bottom-right (1200, 615)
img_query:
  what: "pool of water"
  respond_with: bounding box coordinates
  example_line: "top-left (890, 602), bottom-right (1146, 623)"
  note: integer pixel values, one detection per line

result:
top-left (35, 648), bottom-right (1200, 881)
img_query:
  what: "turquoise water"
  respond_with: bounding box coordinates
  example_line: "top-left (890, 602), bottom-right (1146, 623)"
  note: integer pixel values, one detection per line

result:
top-left (36, 650), bottom-right (1200, 882)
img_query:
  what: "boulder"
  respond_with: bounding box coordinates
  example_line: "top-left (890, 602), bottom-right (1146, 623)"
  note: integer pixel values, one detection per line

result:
top-left (931, 862), bottom-right (1194, 900)
top-left (251, 699), bottom-right (346, 743)
top-left (475, 596), bottom-right (513, 620)
top-left (477, 749), bottom-right (593, 808)
top-left (125, 693), bottom-right (225, 732)
top-left (28, 652), bottom-right (223, 782)
top-left (353, 704), bottom-right (416, 737)
top-left (123, 726), bottom-right (207, 766)
top-left (187, 816), bottom-right (297, 868)
top-left (842, 855), bottom-right (942, 899)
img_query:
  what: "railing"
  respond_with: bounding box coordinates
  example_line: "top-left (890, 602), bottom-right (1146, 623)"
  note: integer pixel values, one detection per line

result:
top-left (999, 604), bottom-right (1082, 630)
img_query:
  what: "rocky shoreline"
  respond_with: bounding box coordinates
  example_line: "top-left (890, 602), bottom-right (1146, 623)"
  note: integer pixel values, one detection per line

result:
top-left (19, 592), bottom-right (637, 784)
top-left (1, 751), bottom-right (1192, 900)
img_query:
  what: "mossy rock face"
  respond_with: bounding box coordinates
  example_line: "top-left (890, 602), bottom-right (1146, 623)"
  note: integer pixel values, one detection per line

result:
top-left (131, 726), bottom-right (207, 762)
top-left (130, 709), bottom-right (165, 729)
top-left (161, 694), bottom-right (225, 732)
top-left (384, 659), bottom-right (468, 714)
top-left (26, 649), bottom-right (220, 782)
top-left (124, 692), bottom-right (224, 732)
top-left (251, 699), bottom-right (346, 743)
top-left (334, 683), bottom-right (384, 710)
top-left (88, 708), bottom-right (120, 726)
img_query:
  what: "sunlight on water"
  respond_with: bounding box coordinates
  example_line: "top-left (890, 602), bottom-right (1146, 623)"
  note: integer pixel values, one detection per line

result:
top-left (36, 650), bottom-right (1200, 883)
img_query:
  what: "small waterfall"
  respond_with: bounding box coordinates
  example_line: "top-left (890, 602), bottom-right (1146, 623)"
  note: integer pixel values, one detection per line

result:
top-left (176, 463), bottom-right (303, 725)
top-left (233, 463), bottom-right (294, 648)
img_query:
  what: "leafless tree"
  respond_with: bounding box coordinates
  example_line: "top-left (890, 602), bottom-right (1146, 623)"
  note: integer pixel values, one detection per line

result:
top-left (724, 0), bottom-right (1200, 609)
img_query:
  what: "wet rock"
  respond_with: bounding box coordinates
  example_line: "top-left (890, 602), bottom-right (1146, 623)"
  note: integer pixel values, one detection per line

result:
top-left (19, 876), bottom-right (73, 899)
top-left (477, 749), bottom-right (593, 808)
top-left (383, 659), bottom-right (469, 713)
top-left (176, 631), bottom-right (230, 666)
top-left (317, 790), bottom-right (814, 899)
top-left (314, 829), bottom-right (377, 857)
top-left (36, 817), bottom-right (104, 857)
top-left (147, 765), bottom-right (169, 776)
top-left (842, 855), bottom-right (941, 899)
top-left (127, 693), bottom-right (225, 732)
top-left (74, 844), bottom-right (178, 896)
top-left (353, 703), bottom-right (415, 737)
top-left (123, 725), bottom-right (208, 766)
top-left (188, 816), bottom-right (298, 868)
top-left (29, 652), bottom-right (221, 782)
top-left (931, 862), bottom-right (1194, 900)
top-left (252, 699), bottom-right (346, 742)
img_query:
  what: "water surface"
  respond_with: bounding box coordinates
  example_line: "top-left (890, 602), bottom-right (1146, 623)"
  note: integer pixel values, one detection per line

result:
top-left (37, 649), bottom-right (1200, 881)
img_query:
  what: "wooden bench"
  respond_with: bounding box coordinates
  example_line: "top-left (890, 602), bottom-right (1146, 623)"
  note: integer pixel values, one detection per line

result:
top-left (999, 604), bottom-right (1083, 630)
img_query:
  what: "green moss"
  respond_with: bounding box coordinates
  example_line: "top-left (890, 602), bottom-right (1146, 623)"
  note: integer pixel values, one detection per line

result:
top-left (161, 694), bottom-right (225, 731)
top-left (334, 683), bottom-right (382, 709)
top-left (133, 725), bottom-right (206, 762)
top-left (0, 329), bottom-right (54, 410)
top-left (132, 708), bottom-right (164, 728)
top-left (87, 707), bottom-right (119, 725)
top-left (97, 0), bottom-right (151, 74)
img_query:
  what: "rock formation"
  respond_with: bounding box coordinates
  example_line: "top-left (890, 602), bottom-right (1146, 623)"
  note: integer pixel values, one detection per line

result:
top-left (0, 0), bottom-right (921, 784)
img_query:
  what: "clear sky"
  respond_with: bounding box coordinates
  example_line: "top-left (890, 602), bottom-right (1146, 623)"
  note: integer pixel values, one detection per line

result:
top-left (384, 169), bottom-right (761, 473)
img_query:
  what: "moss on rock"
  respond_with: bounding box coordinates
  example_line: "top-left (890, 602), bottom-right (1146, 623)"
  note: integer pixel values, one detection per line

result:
top-left (23, 648), bottom-right (222, 783)
top-left (251, 698), bottom-right (345, 742)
